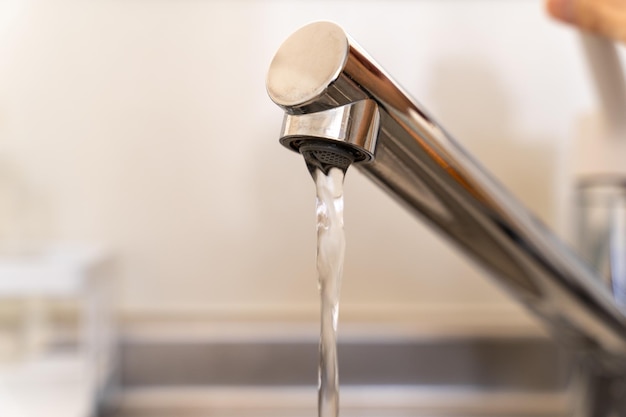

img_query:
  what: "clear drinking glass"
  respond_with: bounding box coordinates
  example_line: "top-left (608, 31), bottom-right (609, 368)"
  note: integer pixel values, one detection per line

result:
top-left (576, 177), bottom-right (626, 306)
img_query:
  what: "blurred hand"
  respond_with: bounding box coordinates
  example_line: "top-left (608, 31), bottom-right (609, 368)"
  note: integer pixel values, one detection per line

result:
top-left (547, 0), bottom-right (626, 43)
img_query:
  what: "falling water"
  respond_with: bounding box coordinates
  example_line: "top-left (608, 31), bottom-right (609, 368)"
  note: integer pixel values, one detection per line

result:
top-left (308, 165), bottom-right (347, 417)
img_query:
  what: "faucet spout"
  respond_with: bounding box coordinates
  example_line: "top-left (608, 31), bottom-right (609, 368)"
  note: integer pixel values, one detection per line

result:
top-left (267, 22), bottom-right (626, 364)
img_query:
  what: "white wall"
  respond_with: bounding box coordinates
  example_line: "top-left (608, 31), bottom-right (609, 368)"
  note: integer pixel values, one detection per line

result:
top-left (0, 0), bottom-right (599, 325)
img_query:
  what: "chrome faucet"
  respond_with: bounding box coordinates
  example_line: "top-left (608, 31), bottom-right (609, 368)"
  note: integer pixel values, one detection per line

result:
top-left (267, 22), bottom-right (626, 415)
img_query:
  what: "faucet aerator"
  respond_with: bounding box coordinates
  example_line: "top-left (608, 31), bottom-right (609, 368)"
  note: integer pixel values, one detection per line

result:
top-left (299, 140), bottom-right (356, 175)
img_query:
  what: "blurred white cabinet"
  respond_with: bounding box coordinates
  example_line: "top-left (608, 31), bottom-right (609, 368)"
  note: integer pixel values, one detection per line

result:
top-left (0, 245), bottom-right (115, 417)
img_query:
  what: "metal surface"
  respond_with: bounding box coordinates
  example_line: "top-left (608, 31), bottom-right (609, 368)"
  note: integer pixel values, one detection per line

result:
top-left (267, 22), bottom-right (626, 367)
top-left (279, 100), bottom-right (379, 163)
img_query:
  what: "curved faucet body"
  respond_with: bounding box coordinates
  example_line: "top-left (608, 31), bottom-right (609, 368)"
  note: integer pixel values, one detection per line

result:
top-left (267, 22), bottom-right (626, 368)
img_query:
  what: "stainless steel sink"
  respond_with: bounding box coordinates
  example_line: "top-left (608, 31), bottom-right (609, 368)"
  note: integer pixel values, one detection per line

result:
top-left (121, 337), bottom-right (568, 389)
top-left (112, 336), bottom-right (570, 417)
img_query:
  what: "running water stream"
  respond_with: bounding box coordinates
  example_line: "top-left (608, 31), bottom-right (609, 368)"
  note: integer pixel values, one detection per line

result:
top-left (308, 165), bottom-right (347, 417)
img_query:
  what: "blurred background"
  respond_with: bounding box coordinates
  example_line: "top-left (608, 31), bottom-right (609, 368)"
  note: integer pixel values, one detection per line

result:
top-left (0, 0), bottom-right (609, 416)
